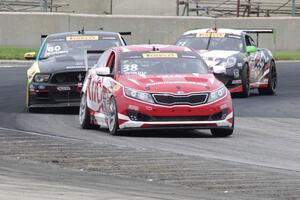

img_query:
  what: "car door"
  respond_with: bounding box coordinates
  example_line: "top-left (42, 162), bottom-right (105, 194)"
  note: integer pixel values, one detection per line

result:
top-left (86, 50), bottom-right (111, 112)
top-left (245, 34), bottom-right (264, 83)
top-left (101, 51), bottom-right (117, 117)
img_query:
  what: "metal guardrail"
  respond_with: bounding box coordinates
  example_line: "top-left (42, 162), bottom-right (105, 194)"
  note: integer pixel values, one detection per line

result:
top-left (0, 0), bottom-right (69, 12)
top-left (177, 0), bottom-right (300, 17)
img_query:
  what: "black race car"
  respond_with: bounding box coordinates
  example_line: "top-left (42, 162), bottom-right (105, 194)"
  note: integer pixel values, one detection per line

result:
top-left (26, 31), bottom-right (128, 111)
top-left (176, 28), bottom-right (277, 97)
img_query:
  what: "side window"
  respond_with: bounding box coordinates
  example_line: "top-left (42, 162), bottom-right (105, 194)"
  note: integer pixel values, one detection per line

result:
top-left (106, 52), bottom-right (116, 74)
top-left (96, 50), bottom-right (111, 68)
top-left (245, 35), bottom-right (256, 47)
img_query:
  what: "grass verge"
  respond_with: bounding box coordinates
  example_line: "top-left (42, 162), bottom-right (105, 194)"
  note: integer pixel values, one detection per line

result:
top-left (0, 46), bottom-right (38, 60)
top-left (0, 46), bottom-right (299, 60)
top-left (273, 51), bottom-right (300, 61)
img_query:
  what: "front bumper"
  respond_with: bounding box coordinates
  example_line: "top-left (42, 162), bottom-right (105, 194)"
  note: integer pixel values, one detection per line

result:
top-left (214, 67), bottom-right (243, 93)
top-left (28, 82), bottom-right (81, 108)
top-left (102, 93), bottom-right (233, 130)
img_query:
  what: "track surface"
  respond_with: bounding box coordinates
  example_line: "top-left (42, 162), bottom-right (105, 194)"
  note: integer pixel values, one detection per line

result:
top-left (0, 62), bottom-right (300, 199)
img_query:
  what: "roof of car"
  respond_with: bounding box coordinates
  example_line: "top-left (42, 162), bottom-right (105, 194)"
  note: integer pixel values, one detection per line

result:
top-left (183, 28), bottom-right (245, 36)
top-left (47, 31), bottom-right (121, 39)
top-left (116, 44), bottom-right (193, 53)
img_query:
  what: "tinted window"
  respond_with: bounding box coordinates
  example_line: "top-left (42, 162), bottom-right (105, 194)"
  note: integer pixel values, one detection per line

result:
top-left (176, 35), bottom-right (244, 52)
top-left (40, 36), bottom-right (121, 59)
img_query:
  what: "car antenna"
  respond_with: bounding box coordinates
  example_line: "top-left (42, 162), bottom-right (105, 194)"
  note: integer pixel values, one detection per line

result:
top-left (78, 27), bottom-right (85, 34)
top-left (206, 17), bottom-right (217, 50)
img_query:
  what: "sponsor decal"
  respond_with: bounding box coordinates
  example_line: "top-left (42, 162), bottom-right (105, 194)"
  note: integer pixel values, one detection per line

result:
top-left (66, 36), bottom-right (99, 41)
top-left (102, 37), bottom-right (117, 40)
top-left (65, 65), bottom-right (86, 69)
top-left (232, 80), bottom-right (242, 84)
top-left (196, 33), bottom-right (225, 38)
top-left (57, 86), bottom-right (71, 91)
top-left (142, 53), bottom-right (178, 59)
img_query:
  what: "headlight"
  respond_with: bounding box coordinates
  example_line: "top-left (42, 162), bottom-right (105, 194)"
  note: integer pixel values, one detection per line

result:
top-left (208, 87), bottom-right (227, 103)
top-left (124, 88), bottom-right (154, 103)
top-left (33, 73), bottom-right (50, 83)
top-left (226, 57), bottom-right (237, 68)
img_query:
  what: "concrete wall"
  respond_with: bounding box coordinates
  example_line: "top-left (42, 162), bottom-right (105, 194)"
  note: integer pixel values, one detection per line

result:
top-left (0, 12), bottom-right (299, 51)
top-left (55, 0), bottom-right (111, 14)
top-left (55, 0), bottom-right (176, 16)
top-left (112, 0), bottom-right (176, 16)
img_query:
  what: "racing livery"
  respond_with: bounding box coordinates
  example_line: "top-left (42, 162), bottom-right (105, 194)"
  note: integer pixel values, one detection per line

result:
top-left (176, 28), bottom-right (277, 97)
top-left (79, 45), bottom-right (234, 137)
top-left (26, 31), bottom-right (127, 111)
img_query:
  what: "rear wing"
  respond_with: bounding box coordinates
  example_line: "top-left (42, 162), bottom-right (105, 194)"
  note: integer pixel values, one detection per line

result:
top-left (240, 29), bottom-right (275, 46)
top-left (84, 50), bottom-right (105, 71)
top-left (40, 31), bottom-right (132, 45)
top-left (119, 32), bottom-right (132, 36)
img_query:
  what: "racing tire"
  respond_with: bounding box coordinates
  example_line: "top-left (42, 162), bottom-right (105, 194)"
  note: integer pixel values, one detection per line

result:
top-left (28, 107), bottom-right (39, 113)
top-left (210, 128), bottom-right (234, 137)
top-left (108, 97), bottom-right (120, 136)
top-left (258, 61), bottom-right (277, 95)
top-left (210, 116), bottom-right (234, 137)
top-left (238, 64), bottom-right (250, 98)
top-left (27, 92), bottom-right (39, 113)
top-left (79, 94), bottom-right (94, 129)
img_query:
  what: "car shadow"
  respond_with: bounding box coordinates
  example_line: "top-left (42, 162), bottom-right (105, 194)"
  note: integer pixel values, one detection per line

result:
top-left (25, 107), bottom-right (79, 115)
top-left (113, 129), bottom-right (217, 138)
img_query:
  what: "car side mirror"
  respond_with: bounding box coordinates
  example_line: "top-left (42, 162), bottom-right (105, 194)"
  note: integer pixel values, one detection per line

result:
top-left (246, 46), bottom-right (257, 54)
top-left (95, 67), bottom-right (113, 77)
top-left (24, 52), bottom-right (36, 60)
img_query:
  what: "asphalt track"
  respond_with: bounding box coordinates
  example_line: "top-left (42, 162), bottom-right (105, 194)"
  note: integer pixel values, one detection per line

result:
top-left (0, 61), bottom-right (300, 199)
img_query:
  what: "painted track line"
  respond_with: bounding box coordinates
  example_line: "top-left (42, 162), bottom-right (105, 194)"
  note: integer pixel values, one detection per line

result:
top-left (0, 126), bottom-right (83, 141)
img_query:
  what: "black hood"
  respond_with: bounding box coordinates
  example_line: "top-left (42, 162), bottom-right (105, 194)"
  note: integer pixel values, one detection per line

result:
top-left (38, 54), bottom-right (98, 73)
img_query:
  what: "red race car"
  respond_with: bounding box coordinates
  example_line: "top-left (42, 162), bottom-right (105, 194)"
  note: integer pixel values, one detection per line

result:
top-left (79, 45), bottom-right (234, 137)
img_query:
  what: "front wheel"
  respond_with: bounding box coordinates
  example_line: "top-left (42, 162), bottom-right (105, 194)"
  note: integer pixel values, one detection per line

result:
top-left (79, 94), bottom-right (94, 129)
top-left (107, 97), bottom-right (119, 136)
top-left (238, 64), bottom-right (250, 98)
top-left (210, 128), bottom-right (234, 137)
top-left (211, 116), bottom-right (234, 137)
top-left (258, 61), bottom-right (277, 95)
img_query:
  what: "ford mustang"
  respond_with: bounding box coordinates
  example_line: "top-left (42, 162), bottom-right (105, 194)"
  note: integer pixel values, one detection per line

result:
top-left (26, 30), bottom-right (127, 112)
top-left (176, 28), bottom-right (277, 97)
top-left (79, 45), bottom-right (234, 137)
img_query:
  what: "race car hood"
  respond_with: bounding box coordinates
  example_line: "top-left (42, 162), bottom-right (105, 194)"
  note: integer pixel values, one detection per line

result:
top-left (199, 50), bottom-right (241, 73)
top-left (37, 54), bottom-right (98, 73)
top-left (118, 74), bottom-right (223, 94)
top-left (199, 50), bottom-right (240, 59)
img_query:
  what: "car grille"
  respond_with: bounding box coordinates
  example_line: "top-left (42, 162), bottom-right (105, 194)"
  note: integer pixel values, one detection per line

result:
top-left (51, 72), bottom-right (86, 84)
top-left (152, 93), bottom-right (208, 106)
top-left (52, 91), bottom-right (80, 100)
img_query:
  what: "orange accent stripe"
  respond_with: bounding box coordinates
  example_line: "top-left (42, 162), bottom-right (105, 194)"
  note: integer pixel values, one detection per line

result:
top-left (229, 86), bottom-right (243, 93)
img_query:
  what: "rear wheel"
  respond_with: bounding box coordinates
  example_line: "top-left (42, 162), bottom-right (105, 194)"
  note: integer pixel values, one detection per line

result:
top-left (108, 97), bottom-right (119, 136)
top-left (79, 94), bottom-right (94, 129)
top-left (258, 61), bottom-right (277, 95)
top-left (238, 64), bottom-right (250, 98)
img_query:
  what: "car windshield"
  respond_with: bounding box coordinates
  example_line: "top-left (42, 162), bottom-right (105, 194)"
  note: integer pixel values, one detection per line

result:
top-left (40, 36), bottom-right (121, 59)
top-left (119, 52), bottom-right (208, 76)
top-left (176, 35), bottom-right (244, 52)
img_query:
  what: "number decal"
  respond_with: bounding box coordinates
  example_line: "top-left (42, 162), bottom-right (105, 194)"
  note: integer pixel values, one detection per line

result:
top-left (122, 64), bottom-right (138, 72)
